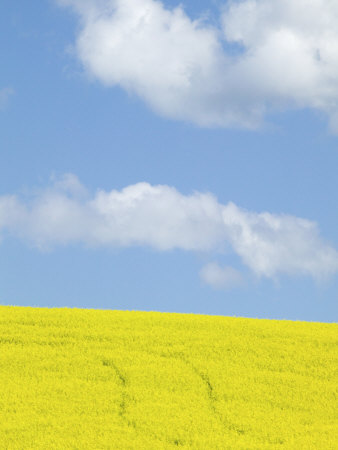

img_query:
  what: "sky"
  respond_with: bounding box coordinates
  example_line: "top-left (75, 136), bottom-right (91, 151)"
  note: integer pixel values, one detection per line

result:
top-left (1, 0), bottom-right (337, 322)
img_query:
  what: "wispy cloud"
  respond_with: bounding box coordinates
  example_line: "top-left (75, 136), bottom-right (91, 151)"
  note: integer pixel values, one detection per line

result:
top-left (200, 263), bottom-right (244, 290)
top-left (1, 174), bottom-right (337, 282)
top-left (0, 88), bottom-right (14, 110)
top-left (57, 0), bottom-right (338, 131)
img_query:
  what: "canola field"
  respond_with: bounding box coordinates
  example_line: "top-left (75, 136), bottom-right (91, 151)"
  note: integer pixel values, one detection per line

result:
top-left (0, 306), bottom-right (337, 449)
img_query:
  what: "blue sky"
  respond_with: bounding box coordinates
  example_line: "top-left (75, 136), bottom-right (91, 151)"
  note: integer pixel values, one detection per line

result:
top-left (1, 0), bottom-right (337, 321)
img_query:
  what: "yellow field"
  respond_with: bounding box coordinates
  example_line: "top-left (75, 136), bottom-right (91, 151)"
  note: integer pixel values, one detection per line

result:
top-left (0, 306), bottom-right (337, 449)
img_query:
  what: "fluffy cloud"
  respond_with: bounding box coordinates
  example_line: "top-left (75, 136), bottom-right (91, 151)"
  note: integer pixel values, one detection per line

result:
top-left (222, 202), bottom-right (338, 280)
top-left (1, 174), bottom-right (337, 281)
top-left (200, 263), bottom-right (244, 290)
top-left (57, 0), bottom-right (338, 130)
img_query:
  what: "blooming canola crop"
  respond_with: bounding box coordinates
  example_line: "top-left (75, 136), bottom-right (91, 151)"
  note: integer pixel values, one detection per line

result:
top-left (0, 306), bottom-right (337, 448)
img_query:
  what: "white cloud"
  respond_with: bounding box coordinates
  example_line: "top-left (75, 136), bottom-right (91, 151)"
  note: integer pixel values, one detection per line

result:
top-left (0, 88), bottom-right (14, 110)
top-left (222, 202), bottom-right (338, 280)
top-left (200, 263), bottom-right (244, 290)
top-left (0, 174), bottom-right (337, 281)
top-left (57, 0), bottom-right (338, 131)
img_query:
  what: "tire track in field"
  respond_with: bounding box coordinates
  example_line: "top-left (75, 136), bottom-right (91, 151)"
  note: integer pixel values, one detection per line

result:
top-left (102, 351), bottom-right (245, 446)
top-left (102, 359), bottom-right (136, 430)
top-left (102, 357), bottom-right (188, 447)
top-left (159, 351), bottom-right (245, 436)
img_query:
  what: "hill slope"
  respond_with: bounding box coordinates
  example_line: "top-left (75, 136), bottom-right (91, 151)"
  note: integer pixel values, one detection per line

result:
top-left (0, 306), bottom-right (337, 449)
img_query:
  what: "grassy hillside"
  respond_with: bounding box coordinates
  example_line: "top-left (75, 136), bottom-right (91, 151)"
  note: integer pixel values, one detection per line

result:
top-left (0, 306), bottom-right (337, 449)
